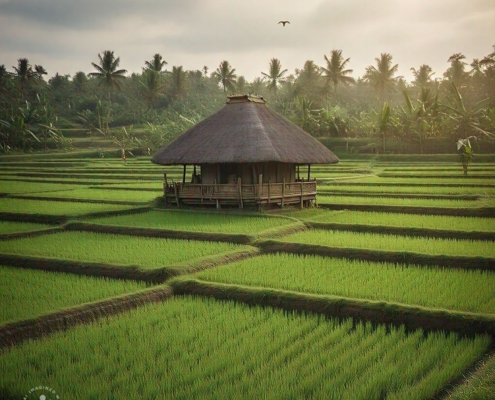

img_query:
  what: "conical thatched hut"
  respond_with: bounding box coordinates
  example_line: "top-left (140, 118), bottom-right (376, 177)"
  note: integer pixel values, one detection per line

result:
top-left (152, 94), bottom-right (338, 208)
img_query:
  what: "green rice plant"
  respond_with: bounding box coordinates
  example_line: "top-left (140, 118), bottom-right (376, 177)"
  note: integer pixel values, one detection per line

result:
top-left (0, 297), bottom-right (489, 399)
top-left (89, 210), bottom-right (292, 234)
top-left (446, 353), bottom-right (495, 399)
top-left (320, 176), bottom-right (495, 186)
top-left (280, 229), bottom-right (495, 258)
top-left (0, 265), bottom-right (146, 325)
top-left (0, 221), bottom-right (50, 234)
top-left (318, 183), bottom-right (495, 195)
top-left (0, 181), bottom-right (81, 194)
top-left (0, 231), bottom-right (252, 269)
top-left (317, 195), bottom-right (490, 208)
top-left (20, 188), bottom-right (159, 203)
top-left (0, 198), bottom-right (136, 215)
top-left (195, 254), bottom-right (495, 314)
top-left (289, 209), bottom-right (495, 232)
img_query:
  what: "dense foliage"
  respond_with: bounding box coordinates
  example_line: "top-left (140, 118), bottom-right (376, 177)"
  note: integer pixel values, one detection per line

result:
top-left (1, 46), bottom-right (494, 154)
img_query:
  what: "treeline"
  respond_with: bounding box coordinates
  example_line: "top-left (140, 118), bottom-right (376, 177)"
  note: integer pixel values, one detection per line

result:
top-left (0, 47), bottom-right (494, 154)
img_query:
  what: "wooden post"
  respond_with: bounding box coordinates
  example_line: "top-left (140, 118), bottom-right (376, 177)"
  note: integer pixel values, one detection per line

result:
top-left (163, 173), bottom-right (168, 205)
top-left (307, 164), bottom-right (311, 181)
top-left (258, 174), bottom-right (263, 204)
top-left (281, 178), bottom-right (285, 208)
top-left (182, 165), bottom-right (186, 184)
top-left (267, 181), bottom-right (271, 205)
top-left (238, 177), bottom-right (243, 209)
top-left (173, 182), bottom-right (180, 207)
top-left (300, 182), bottom-right (304, 209)
top-left (214, 179), bottom-right (220, 209)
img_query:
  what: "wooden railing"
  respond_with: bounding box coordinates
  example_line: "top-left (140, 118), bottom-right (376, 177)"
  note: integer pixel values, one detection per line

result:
top-left (163, 177), bottom-right (317, 208)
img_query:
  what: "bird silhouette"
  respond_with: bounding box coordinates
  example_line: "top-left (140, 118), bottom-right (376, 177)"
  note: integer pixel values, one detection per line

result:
top-left (278, 21), bottom-right (290, 26)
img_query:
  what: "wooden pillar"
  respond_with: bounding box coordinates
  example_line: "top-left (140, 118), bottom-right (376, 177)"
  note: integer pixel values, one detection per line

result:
top-left (214, 179), bottom-right (220, 209)
top-left (258, 174), bottom-right (263, 203)
top-left (281, 178), bottom-right (285, 208)
top-left (182, 165), bottom-right (186, 184)
top-left (300, 182), bottom-right (304, 209)
top-left (238, 177), bottom-right (243, 209)
top-left (307, 164), bottom-right (311, 181)
top-left (297, 165), bottom-right (300, 180)
top-left (267, 181), bottom-right (271, 205)
top-left (163, 173), bottom-right (168, 205)
top-left (173, 182), bottom-right (180, 207)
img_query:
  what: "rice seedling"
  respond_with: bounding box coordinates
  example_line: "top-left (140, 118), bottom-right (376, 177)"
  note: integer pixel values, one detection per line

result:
top-left (0, 198), bottom-right (136, 216)
top-left (20, 188), bottom-right (159, 203)
top-left (290, 209), bottom-right (495, 232)
top-left (0, 231), bottom-right (252, 269)
top-left (0, 297), bottom-right (489, 399)
top-left (280, 229), bottom-right (495, 258)
top-left (317, 195), bottom-right (488, 208)
top-left (0, 181), bottom-right (81, 194)
top-left (0, 221), bottom-right (50, 234)
top-left (0, 265), bottom-right (147, 325)
top-left (88, 210), bottom-right (292, 234)
top-left (195, 254), bottom-right (495, 314)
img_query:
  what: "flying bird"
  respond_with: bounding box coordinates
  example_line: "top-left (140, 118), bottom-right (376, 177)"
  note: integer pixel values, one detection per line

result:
top-left (278, 21), bottom-right (290, 26)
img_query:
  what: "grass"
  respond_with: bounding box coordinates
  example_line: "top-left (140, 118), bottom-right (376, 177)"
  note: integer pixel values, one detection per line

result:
top-left (88, 210), bottom-right (293, 234)
top-left (317, 195), bottom-right (492, 208)
top-left (0, 265), bottom-right (147, 325)
top-left (289, 209), bottom-right (495, 232)
top-left (0, 296), bottom-right (489, 400)
top-left (0, 198), bottom-right (137, 216)
top-left (194, 253), bottom-right (495, 314)
top-left (0, 231), bottom-right (253, 269)
top-left (19, 188), bottom-right (160, 203)
top-left (0, 221), bottom-right (50, 234)
top-left (279, 228), bottom-right (495, 258)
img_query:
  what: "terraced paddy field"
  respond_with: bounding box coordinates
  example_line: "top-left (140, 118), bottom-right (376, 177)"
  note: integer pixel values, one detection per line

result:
top-left (0, 153), bottom-right (494, 399)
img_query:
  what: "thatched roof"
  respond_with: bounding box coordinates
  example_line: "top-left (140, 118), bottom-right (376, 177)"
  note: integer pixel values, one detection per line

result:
top-left (152, 95), bottom-right (339, 165)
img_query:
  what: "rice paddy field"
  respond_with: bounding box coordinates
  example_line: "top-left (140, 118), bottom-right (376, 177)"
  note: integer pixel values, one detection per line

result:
top-left (0, 153), bottom-right (494, 399)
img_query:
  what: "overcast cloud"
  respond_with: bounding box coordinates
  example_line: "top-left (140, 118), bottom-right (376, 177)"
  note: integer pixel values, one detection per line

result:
top-left (0, 0), bottom-right (493, 83)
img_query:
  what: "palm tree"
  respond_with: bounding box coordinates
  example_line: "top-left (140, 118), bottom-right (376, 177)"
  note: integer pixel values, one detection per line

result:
top-left (169, 66), bottom-right (187, 99)
top-left (364, 53), bottom-right (399, 101)
top-left (12, 58), bottom-right (34, 89)
top-left (140, 69), bottom-right (165, 106)
top-left (444, 53), bottom-right (467, 87)
top-left (261, 58), bottom-right (287, 94)
top-left (213, 61), bottom-right (237, 92)
top-left (89, 50), bottom-right (127, 101)
top-left (144, 53), bottom-right (167, 72)
top-left (410, 64), bottom-right (435, 88)
top-left (295, 60), bottom-right (322, 100)
top-left (34, 65), bottom-right (47, 80)
top-left (321, 50), bottom-right (355, 94)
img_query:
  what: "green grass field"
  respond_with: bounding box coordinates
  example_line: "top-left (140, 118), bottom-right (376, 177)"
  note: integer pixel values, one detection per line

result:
top-left (0, 155), bottom-right (493, 399)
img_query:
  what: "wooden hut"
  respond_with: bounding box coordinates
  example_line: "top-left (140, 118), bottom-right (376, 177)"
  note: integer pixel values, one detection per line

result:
top-left (151, 95), bottom-right (339, 208)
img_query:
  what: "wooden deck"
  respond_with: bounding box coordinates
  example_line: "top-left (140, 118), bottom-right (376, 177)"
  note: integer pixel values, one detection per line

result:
top-left (163, 179), bottom-right (317, 208)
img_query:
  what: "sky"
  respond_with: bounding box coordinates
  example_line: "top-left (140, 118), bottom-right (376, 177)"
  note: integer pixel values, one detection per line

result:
top-left (0, 0), bottom-right (494, 84)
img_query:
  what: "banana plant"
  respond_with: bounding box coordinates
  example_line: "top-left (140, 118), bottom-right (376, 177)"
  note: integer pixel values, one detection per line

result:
top-left (457, 136), bottom-right (476, 176)
top-left (444, 82), bottom-right (494, 141)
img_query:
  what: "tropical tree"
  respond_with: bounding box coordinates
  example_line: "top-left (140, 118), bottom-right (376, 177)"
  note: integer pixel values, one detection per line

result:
top-left (321, 50), bottom-right (355, 95)
top-left (295, 60), bottom-right (322, 102)
top-left (235, 76), bottom-right (247, 94)
top-left (12, 58), bottom-right (34, 90)
top-left (140, 69), bottom-right (165, 107)
top-left (89, 50), bottom-right (127, 101)
top-left (168, 66), bottom-right (187, 99)
top-left (261, 58), bottom-right (287, 94)
top-left (364, 53), bottom-right (399, 101)
top-left (410, 64), bottom-right (435, 88)
top-left (212, 61), bottom-right (237, 92)
top-left (34, 65), bottom-right (47, 80)
top-left (444, 53), bottom-right (467, 87)
top-left (72, 71), bottom-right (88, 94)
top-left (144, 53), bottom-right (167, 72)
